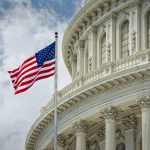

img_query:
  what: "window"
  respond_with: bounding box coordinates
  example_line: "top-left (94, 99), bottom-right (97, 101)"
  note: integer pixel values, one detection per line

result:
top-left (147, 11), bottom-right (150, 48)
top-left (101, 33), bottom-right (106, 64)
top-left (121, 21), bottom-right (129, 58)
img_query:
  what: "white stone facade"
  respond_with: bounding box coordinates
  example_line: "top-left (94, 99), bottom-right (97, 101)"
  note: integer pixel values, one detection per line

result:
top-left (26, 0), bottom-right (150, 150)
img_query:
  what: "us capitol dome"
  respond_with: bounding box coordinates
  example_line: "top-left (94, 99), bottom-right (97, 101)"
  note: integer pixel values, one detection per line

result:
top-left (26, 0), bottom-right (150, 149)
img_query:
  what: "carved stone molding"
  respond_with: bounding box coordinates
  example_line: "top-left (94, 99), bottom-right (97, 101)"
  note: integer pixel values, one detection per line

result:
top-left (72, 54), bottom-right (77, 62)
top-left (57, 134), bottom-right (66, 148)
top-left (73, 120), bottom-right (89, 133)
top-left (137, 95), bottom-right (150, 109)
top-left (76, 40), bottom-right (85, 49)
top-left (110, 12), bottom-right (117, 20)
top-left (131, 29), bottom-right (136, 53)
top-left (97, 127), bottom-right (105, 142)
top-left (107, 42), bottom-right (111, 62)
top-left (101, 25), bottom-right (106, 33)
top-left (122, 114), bottom-right (137, 131)
top-left (121, 10), bottom-right (130, 20)
top-left (101, 106), bottom-right (120, 120)
top-left (91, 25), bottom-right (97, 34)
top-left (97, 6), bottom-right (103, 17)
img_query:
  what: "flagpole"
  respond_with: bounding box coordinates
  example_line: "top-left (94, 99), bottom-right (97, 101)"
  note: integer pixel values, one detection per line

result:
top-left (54, 32), bottom-right (58, 150)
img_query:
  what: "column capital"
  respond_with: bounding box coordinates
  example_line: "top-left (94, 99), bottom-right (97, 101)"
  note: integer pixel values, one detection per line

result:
top-left (57, 134), bottom-right (66, 148)
top-left (73, 120), bottom-right (89, 133)
top-left (97, 126), bottom-right (105, 142)
top-left (137, 95), bottom-right (150, 109)
top-left (122, 114), bottom-right (137, 131)
top-left (101, 106), bottom-right (119, 120)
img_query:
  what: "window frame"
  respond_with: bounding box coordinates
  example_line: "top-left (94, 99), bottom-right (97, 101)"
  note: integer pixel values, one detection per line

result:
top-left (121, 20), bottom-right (129, 58)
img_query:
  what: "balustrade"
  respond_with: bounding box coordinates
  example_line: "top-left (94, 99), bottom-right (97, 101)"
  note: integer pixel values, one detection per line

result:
top-left (42, 49), bottom-right (150, 112)
top-left (59, 49), bottom-right (150, 99)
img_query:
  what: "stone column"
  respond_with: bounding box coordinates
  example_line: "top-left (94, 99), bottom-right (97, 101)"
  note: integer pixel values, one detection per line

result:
top-left (110, 13), bottom-right (116, 61)
top-left (84, 40), bottom-right (88, 74)
top-left (72, 54), bottom-right (77, 79)
top-left (88, 27), bottom-right (97, 70)
top-left (105, 14), bottom-right (116, 63)
top-left (138, 96), bottom-right (150, 150)
top-left (135, 5), bottom-right (141, 52)
top-left (97, 127), bottom-right (105, 150)
top-left (102, 107), bottom-right (118, 150)
top-left (78, 41), bottom-right (85, 76)
top-left (73, 120), bottom-right (89, 150)
top-left (122, 114), bottom-right (137, 150)
top-left (57, 134), bottom-right (66, 150)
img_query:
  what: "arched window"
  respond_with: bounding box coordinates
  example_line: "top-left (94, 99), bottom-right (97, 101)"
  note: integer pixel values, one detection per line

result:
top-left (147, 11), bottom-right (150, 48)
top-left (101, 33), bottom-right (106, 64)
top-left (121, 21), bottom-right (129, 58)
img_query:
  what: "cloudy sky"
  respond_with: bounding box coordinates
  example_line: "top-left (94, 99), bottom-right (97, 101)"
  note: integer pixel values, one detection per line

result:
top-left (0, 0), bottom-right (82, 149)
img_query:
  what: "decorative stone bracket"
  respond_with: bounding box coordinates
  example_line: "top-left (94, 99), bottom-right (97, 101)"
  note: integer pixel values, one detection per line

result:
top-left (57, 134), bottom-right (67, 148)
top-left (97, 126), bottom-right (105, 142)
top-left (122, 114), bottom-right (137, 131)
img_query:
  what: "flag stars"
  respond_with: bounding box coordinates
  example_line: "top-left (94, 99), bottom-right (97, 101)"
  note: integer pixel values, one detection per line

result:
top-left (35, 42), bottom-right (55, 67)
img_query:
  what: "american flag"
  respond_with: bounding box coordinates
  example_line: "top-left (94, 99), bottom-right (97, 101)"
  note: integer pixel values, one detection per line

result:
top-left (8, 42), bottom-right (55, 94)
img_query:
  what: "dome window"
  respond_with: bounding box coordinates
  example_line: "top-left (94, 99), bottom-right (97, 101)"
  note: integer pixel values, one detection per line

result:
top-left (121, 21), bottom-right (129, 58)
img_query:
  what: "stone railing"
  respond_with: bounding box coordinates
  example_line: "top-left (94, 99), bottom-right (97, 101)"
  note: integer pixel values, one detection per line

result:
top-left (58, 76), bottom-right (83, 98)
top-left (114, 50), bottom-right (150, 72)
top-left (59, 49), bottom-right (150, 98)
top-left (42, 49), bottom-right (150, 110)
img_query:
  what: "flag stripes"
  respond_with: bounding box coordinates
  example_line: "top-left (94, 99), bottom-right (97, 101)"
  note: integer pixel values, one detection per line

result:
top-left (8, 54), bottom-right (55, 94)
top-left (8, 42), bottom-right (55, 94)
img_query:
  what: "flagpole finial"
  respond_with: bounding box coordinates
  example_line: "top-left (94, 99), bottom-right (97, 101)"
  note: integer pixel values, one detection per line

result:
top-left (55, 32), bottom-right (58, 38)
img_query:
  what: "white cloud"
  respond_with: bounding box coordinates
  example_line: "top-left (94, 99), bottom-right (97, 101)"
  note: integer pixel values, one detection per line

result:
top-left (0, 0), bottom-right (73, 150)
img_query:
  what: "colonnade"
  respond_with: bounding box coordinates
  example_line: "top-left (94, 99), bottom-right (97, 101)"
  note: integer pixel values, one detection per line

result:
top-left (57, 96), bottom-right (150, 150)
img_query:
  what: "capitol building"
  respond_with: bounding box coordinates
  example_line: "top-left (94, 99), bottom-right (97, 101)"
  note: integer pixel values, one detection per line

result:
top-left (26, 0), bottom-right (150, 149)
